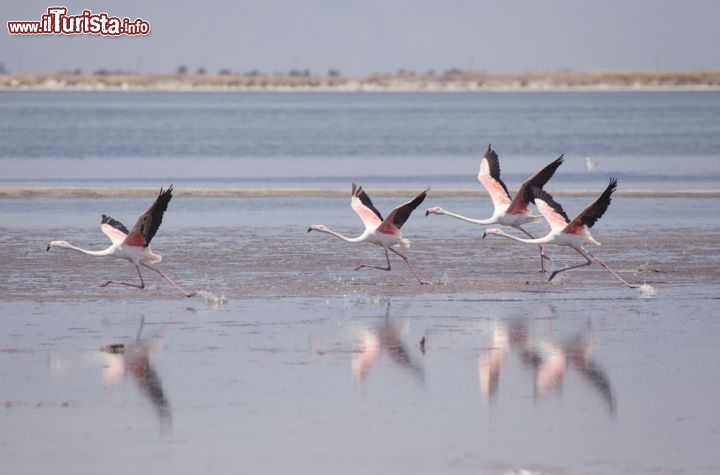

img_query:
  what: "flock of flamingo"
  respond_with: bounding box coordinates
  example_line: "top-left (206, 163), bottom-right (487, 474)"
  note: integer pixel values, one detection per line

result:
top-left (47, 145), bottom-right (652, 296)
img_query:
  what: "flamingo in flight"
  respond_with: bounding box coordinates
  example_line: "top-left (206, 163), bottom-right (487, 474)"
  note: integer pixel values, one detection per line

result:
top-left (483, 178), bottom-right (640, 289)
top-left (308, 183), bottom-right (430, 284)
top-left (47, 186), bottom-right (196, 297)
top-left (425, 145), bottom-right (564, 273)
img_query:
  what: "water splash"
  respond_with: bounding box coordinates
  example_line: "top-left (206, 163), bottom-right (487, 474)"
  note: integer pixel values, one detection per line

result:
top-left (638, 283), bottom-right (657, 298)
top-left (195, 290), bottom-right (228, 308)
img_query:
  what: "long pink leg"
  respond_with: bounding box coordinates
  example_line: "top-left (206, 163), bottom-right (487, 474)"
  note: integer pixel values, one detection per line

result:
top-left (518, 226), bottom-right (550, 273)
top-left (355, 248), bottom-right (429, 285)
top-left (389, 248), bottom-right (430, 285)
top-left (586, 251), bottom-right (640, 289)
top-left (355, 248), bottom-right (391, 272)
top-left (100, 265), bottom-right (145, 289)
top-left (548, 249), bottom-right (592, 282)
top-left (355, 245), bottom-right (390, 271)
top-left (141, 263), bottom-right (196, 297)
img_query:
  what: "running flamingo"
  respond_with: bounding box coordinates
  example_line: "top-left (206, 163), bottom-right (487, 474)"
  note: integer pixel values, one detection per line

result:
top-left (47, 186), bottom-right (196, 297)
top-left (308, 184), bottom-right (430, 284)
top-left (482, 178), bottom-right (641, 289)
top-left (425, 145), bottom-right (564, 272)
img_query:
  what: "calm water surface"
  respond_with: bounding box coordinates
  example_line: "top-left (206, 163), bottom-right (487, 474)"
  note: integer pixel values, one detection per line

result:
top-left (1, 90), bottom-right (719, 190)
top-left (1, 91), bottom-right (720, 474)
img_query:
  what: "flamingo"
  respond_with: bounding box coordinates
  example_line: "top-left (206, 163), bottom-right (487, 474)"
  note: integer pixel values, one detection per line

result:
top-left (482, 177), bottom-right (641, 289)
top-left (425, 144), bottom-right (564, 272)
top-left (478, 322), bottom-right (509, 403)
top-left (562, 329), bottom-right (616, 413)
top-left (101, 317), bottom-right (171, 424)
top-left (308, 183), bottom-right (430, 284)
top-left (47, 186), bottom-right (196, 297)
top-left (352, 302), bottom-right (424, 384)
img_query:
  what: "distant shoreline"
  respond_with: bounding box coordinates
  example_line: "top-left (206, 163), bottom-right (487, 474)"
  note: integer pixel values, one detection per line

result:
top-left (2, 70), bottom-right (720, 92)
top-left (1, 186), bottom-right (719, 199)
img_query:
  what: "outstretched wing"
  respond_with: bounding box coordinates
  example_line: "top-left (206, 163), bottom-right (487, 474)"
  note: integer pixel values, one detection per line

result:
top-left (530, 186), bottom-right (570, 231)
top-left (124, 186), bottom-right (173, 247)
top-left (380, 186), bottom-right (430, 233)
top-left (565, 177), bottom-right (617, 234)
top-left (351, 183), bottom-right (383, 230)
top-left (477, 144), bottom-right (512, 210)
top-left (101, 214), bottom-right (129, 245)
top-left (507, 154), bottom-right (564, 215)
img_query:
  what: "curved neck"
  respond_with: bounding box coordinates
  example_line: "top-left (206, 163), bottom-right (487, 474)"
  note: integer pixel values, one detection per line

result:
top-left (493, 230), bottom-right (553, 245)
top-left (56, 242), bottom-right (115, 257)
top-left (441, 210), bottom-right (496, 225)
top-left (318, 228), bottom-right (366, 243)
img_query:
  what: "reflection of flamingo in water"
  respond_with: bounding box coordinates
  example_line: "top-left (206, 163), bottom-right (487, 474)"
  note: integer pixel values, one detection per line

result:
top-left (102, 317), bottom-right (171, 424)
top-left (47, 186), bottom-right (196, 297)
top-left (478, 319), bottom-right (615, 413)
top-left (308, 184), bottom-right (430, 284)
top-left (562, 328), bottom-right (616, 413)
top-left (521, 339), bottom-right (567, 396)
top-left (478, 322), bottom-right (509, 402)
top-left (483, 178), bottom-right (645, 290)
top-left (352, 302), bottom-right (424, 384)
top-left (426, 144), bottom-right (564, 273)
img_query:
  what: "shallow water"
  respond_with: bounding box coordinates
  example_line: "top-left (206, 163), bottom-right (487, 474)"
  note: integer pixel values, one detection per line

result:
top-left (2, 90), bottom-right (720, 474)
top-left (2, 193), bottom-right (720, 475)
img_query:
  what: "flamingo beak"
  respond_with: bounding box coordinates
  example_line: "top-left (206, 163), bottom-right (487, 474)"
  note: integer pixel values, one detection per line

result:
top-left (306, 227), bottom-right (312, 233)
top-left (424, 210), bottom-right (430, 217)
top-left (46, 243), bottom-right (51, 251)
top-left (482, 231), bottom-right (487, 239)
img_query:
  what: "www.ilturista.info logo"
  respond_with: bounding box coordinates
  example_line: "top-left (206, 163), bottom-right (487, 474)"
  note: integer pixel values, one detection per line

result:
top-left (7, 7), bottom-right (150, 36)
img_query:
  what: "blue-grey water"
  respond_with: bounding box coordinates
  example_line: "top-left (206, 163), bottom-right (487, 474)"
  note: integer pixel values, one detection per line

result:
top-left (1, 91), bottom-right (720, 475)
top-left (1, 90), bottom-right (719, 190)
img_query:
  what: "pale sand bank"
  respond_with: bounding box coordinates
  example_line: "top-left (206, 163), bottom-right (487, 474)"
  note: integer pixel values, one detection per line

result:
top-left (2, 70), bottom-right (720, 92)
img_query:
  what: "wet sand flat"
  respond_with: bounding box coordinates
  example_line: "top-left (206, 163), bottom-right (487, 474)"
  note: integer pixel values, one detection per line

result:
top-left (1, 194), bottom-right (720, 475)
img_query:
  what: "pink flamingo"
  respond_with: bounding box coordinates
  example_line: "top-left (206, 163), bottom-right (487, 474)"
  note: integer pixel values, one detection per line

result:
top-left (426, 145), bottom-right (564, 272)
top-left (47, 186), bottom-right (196, 297)
top-left (478, 322), bottom-right (509, 403)
top-left (308, 183), bottom-right (430, 284)
top-left (483, 178), bottom-right (640, 289)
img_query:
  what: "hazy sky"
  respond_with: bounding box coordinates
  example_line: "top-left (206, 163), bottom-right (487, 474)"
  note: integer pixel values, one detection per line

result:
top-left (2, 0), bottom-right (720, 75)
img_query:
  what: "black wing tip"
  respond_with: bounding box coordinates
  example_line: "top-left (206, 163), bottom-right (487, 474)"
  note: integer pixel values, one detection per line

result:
top-left (520, 154), bottom-right (565, 202)
top-left (543, 154), bottom-right (565, 172)
top-left (607, 176), bottom-right (618, 191)
top-left (159, 184), bottom-right (173, 198)
top-left (530, 185), bottom-right (570, 221)
top-left (529, 185), bottom-right (546, 203)
top-left (352, 183), bottom-right (383, 221)
top-left (598, 176), bottom-right (618, 202)
top-left (352, 183), bottom-right (369, 199)
top-left (101, 214), bottom-right (130, 235)
top-left (142, 185), bottom-right (174, 247)
top-left (391, 187), bottom-right (430, 229)
top-left (156, 185), bottom-right (174, 208)
top-left (581, 177), bottom-right (618, 229)
top-left (484, 143), bottom-right (498, 161)
top-left (600, 176), bottom-right (618, 202)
